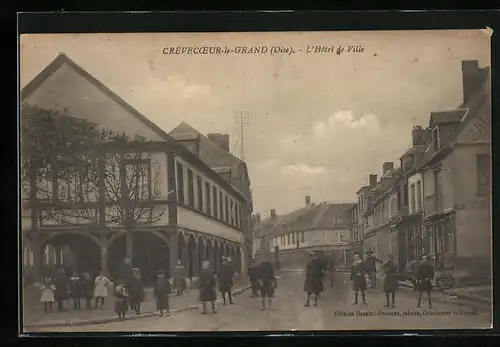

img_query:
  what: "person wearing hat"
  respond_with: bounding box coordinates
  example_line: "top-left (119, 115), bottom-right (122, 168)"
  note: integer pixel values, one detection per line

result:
top-left (351, 252), bottom-right (368, 305)
top-left (128, 268), bottom-right (145, 315)
top-left (199, 261), bottom-right (217, 314)
top-left (303, 252), bottom-right (324, 307)
top-left (154, 270), bottom-right (171, 317)
top-left (217, 257), bottom-right (234, 305)
top-left (255, 253), bottom-right (276, 310)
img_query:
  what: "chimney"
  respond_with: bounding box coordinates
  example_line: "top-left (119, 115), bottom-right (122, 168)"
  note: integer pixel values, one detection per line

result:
top-left (305, 196), bottom-right (311, 206)
top-left (382, 162), bottom-right (394, 175)
top-left (270, 209), bottom-right (276, 219)
top-left (369, 174), bottom-right (378, 188)
top-left (207, 133), bottom-right (230, 152)
top-left (462, 60), bottom-right (483, 104)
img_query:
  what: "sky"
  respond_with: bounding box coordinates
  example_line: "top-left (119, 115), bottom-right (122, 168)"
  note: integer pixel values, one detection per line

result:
top-left (20, 30), bottom-right (491, 217)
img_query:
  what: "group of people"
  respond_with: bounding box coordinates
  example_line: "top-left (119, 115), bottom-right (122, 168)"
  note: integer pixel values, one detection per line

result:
top-left (349, 251), bottom-right (436, 308)
top-left (247, 255), bottom-right (277, 310)
top-left (39, 268), bottom-right (114, 313)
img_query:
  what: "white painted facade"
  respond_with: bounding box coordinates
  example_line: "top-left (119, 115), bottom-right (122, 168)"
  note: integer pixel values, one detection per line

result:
top-left (408, 172), bottom-right (424, 214)
top-left (271, 228), bottom-right (349, 251)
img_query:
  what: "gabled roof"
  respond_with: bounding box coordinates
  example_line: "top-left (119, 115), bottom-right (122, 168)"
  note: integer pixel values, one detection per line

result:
top-left (21, 53), bottom-right (173, 142)
top-left (429, 109), bottom-right (465, 127)
top-left (271, 202), bottom-right (355, 237)
top-left (169, 121), bottom-right (252, 197)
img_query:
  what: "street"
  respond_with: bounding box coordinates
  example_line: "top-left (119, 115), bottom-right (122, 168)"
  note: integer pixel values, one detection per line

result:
top-left (29, 272), bottom-right (492, 332)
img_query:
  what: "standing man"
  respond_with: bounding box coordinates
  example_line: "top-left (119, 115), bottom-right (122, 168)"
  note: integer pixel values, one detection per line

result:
top-left (365, 251), bottom-right (382, 289)
top-left (128, 268), bottom-right (145, 315)
top-left (303, 252), bottom-right (324, 307)
top-left (218, 258), bottom-right (234, 305)
top-left (54, 267), bottom-right (69, 312)
top-left (247, 259), bottom-right (259, 297)
top-left (68, 271), bottom-right (82, 310)
top-left (380, 254), bottom-right (399, 308)
top-left (256, 253), bottom-right (276, 310)
top-left (173, 260), bottom-right (186, 297)
top-left (351, 252), bottom-right (368, 305)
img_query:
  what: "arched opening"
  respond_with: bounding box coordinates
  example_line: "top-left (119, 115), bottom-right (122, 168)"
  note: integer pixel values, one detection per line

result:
top-left (41, 233), bottom-right (100, 279)
top-left (186, 234), bottom-right (197, 279)
top-left (214, 241), bottom-right (220, 273)
top-left (108, 231), bottom-right (170, 285)
top-left (197, 237), bottom-right (206, 271)
top-left (178, 232), bottom-right (187, 265)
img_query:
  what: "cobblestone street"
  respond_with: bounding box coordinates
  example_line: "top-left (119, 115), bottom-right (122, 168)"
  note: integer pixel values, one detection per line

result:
top-left (27, 272), bottom-right (492, 332)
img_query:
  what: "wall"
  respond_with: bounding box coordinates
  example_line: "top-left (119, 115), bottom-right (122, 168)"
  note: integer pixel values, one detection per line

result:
top-left (273, 228), bottom-right (349, 251)
top-left (177, 206), bottom-right (242, 243)
top-left (23, 62), bottom-right (165, 141)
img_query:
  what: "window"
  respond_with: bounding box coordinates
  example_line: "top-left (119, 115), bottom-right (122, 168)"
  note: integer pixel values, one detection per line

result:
top-left (213, 187), bottom-right (218, 218)
top-left (477, 154), bottom-right (490, 196)
top-left (339, 232), bottom-right (345, 243)
top-left (219, 191), bottom-right (224, 221)
top-left (176, 162), bottom-right (185, 204)
top-left (416, 181), bottom-right (422, 211)
top-left (197, 176), bottom-right (203, 211)
top-left (187, 169), bottom-right (195, 208)
top-left (410, 184), bottom-right (416, 212)
top-left (229, 199), bottom-right (234, 225)
top-left (205, 182), bottom-right (212, 215)
top-left (292, 232), bottom-right (296, 245)
top-left (235, 204), bottom-right (240, 228)
top-left (124, 160), bottom-right (151, 202)
top-left (287, 233), bottom-right (291, 245)
top-left (225, 196), bottom-right (229, 223)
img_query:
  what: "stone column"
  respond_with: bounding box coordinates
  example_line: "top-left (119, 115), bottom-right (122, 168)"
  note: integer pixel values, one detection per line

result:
top-left (192, 240), bottom-right (199, 278)
top-left (31, 234), bottom-right (42, 282)
top-left (100, 244), bottom-right (109, 277)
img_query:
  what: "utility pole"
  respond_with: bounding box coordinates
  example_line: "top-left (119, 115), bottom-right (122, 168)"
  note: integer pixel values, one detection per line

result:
top-left (234, 110), bottom-right (249, 161)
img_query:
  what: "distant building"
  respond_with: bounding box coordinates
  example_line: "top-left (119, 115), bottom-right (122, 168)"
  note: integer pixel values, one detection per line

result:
top-left (345, 203), bottom-right (361, 263)
top-left (267, 198), bottom-right (355, 269)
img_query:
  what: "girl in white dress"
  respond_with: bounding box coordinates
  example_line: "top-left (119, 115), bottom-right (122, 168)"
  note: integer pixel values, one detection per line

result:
top-left (40, 277), bottom-right (55, 313)
top-left (94, 272), bottom-right (113, 309)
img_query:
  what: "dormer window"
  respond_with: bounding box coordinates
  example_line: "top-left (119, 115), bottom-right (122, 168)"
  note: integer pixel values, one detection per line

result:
top-left (432, 127), bottom-right (440, 151)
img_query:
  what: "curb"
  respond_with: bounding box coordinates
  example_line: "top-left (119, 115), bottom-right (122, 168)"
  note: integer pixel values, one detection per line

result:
top-left (24, 285), bottom-right (251, 329)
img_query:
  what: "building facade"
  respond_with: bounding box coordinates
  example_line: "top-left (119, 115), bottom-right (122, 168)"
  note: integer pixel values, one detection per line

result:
top-left (21, 53), bottom-right (250, 283)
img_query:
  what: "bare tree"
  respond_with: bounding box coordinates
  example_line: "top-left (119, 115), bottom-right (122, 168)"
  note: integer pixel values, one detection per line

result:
top-left (21, 104), bottom-right (166, 260)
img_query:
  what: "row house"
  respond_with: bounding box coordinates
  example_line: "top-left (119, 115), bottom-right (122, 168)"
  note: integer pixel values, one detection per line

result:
top-left (269, 197), bottom-right (355, 269)
top-left (21, 53), bottom-right (250, 283)
top-left (363, 162), bottom-right (400, 263)
top-left (345, 203), bottom-right (361, 263)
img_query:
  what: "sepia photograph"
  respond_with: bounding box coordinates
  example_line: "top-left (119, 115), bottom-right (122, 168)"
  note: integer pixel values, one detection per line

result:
top-left (19, 30), bottom-right (492, 332)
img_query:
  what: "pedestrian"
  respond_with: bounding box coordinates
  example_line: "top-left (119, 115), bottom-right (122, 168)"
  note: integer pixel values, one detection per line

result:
top-left (80, 272), bottom-right (94, 309)
top-left (53, 267), bottom-right (69, 312)
top-left (199, 260), bottom-right (217, 314)
top-left (218, 257), bottom-right (234, 305)
top-left (154, 270), bottom-right (171, 317)
top-left (303, 252), bottom-right (324, 307)
top-left (415, 254), bottom-right (435, 309)
top-left (248, 259), bottom-right (259, 297)
top-left (406, 260), bottom-right (418, 291)
top-left (173, 260), bottom-right (186, 297)
top-left (114, 281), bottom-right (128, 320)
top-left (351, 252), bottom-right (368, 305)
top-left (256, 254), bottom-right (276, 310)
top-left (381, 254), bottom-right (399, 308)
top-left (365, 251), bottom-right (383, 289)
top-left (40, 277), bottom-right (55, 313)
top-left (94, 271), bottom-right (113, 309)
top-left (68, 271), bottom-right (82, 310)
top-left (128, 268), bottom-right (145, 315)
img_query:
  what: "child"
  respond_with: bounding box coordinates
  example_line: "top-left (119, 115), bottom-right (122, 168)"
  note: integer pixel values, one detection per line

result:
top-left (40, 277), bottom-right (55, 313)
top-left (154, 270), bottom-right (171, 317)
top-left (94, 271), bottom-right (113, 309)
top-left (114, 282), bottom-right (128, 320)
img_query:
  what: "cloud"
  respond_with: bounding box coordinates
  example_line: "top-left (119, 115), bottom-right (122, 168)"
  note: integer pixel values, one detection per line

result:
top-left (281, 164), bottom-right (326, 175)
top-left (164, 75), bottom-right (213, 100)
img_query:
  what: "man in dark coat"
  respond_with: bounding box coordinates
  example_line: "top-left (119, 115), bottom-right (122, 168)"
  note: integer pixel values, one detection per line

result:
top-left (304, 252), bottom-right (324, 307)
top-left (80, 272), bottom-right (94, 309)
top-left (248, 259), bottom-right (259, 297)
top-left (54, 267), bottom-right (69, 312)
top-left (256, 255), bottom-right (276, 310)
top-left (217, 258), bottom-right (234, 305)
top-left (154, 270), bottom-right (171, 317)
top-left (128, 268), bottom-right (145, 315)
top-left (365, 251), bottom-right (383, 289)
top-left (199, 260), bottom-right (217, 314)
top-left (380, 254), bottom-right (399, 307)
top-left (351, 252), bottom-right (368, 305)
top-left (415, 254), bottom-right (435, 309)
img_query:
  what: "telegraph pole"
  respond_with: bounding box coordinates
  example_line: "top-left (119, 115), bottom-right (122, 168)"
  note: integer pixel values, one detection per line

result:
top-left (234, 110), bottom-right (249, 161)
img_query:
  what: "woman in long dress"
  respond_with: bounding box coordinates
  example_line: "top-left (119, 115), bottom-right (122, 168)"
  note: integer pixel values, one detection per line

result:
top-left (154, 270), bottom-right (171, 316)
top-left (381, 254), bottom-right (399, 307)
top-left (303, 252), bottom-right (324, 307)
top-left (199, 261), bottom-right (217, 314)
top-left (94, 271), bottom-right (113, 309)
top-left (40, 277), bottom-right (55, 313)
top-left (173, 260), bottom-right (186, 296)
top-left (128, 268), bottom-right (145, 315)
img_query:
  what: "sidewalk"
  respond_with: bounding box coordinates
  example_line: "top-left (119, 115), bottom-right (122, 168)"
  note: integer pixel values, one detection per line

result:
top-left (23, 277), bottom-right (251, 329)
top-left (398, 281), bottom-right (492, 305)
